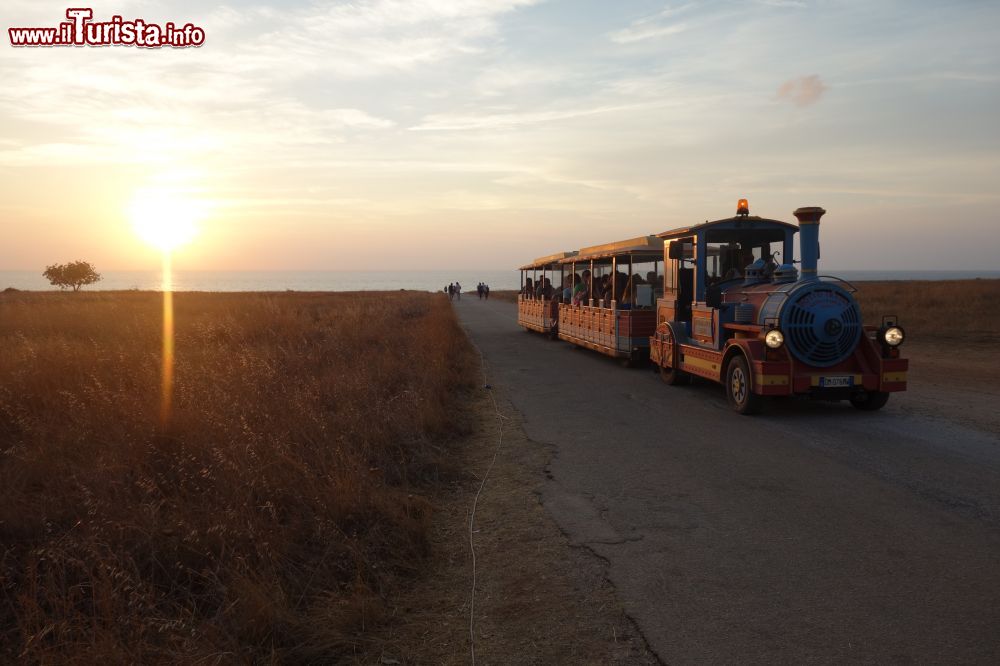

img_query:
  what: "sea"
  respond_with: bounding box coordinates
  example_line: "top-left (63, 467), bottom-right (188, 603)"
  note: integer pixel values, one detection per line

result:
top-left (1, 269), bottom-right (998, 292)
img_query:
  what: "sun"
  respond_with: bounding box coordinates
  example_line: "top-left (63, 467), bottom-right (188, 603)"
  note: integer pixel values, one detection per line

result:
top-left (129, 189), bottom-right (203, 251)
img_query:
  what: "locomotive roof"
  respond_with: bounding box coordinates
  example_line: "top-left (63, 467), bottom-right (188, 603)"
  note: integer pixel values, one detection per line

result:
top-left (657, 215), bottom-right (799, 241)
top-left (518, 251), bottom-right (578, 270)
top-left (562, 235), bottom-right (664, 263)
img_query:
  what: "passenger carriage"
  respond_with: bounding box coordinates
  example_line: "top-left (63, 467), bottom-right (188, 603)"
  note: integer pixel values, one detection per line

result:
top-left (557, 236), bottom-right (664, 363)
top-left (517, 251), bottom-right (577, 336)
top-left (649, 200), bottom-right (908, 413)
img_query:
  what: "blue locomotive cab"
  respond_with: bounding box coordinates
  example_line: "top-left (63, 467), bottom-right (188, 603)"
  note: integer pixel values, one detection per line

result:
top-left (656, 207), bottom-right (798, 350)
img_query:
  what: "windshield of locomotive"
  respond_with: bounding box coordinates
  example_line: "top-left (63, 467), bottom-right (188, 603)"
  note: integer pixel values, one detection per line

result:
top-left (705, 235), bottom-right (778, 284)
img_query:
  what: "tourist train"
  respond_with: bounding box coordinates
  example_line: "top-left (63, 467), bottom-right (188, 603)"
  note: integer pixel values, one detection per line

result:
top-left (517, 200), bottom-right (908, 414)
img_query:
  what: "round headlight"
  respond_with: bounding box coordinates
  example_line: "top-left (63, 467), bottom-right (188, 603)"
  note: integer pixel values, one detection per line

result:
top-left (883, 326), bottom-right (904, 346)
top-left (765, 329), bottom-right (784, 349)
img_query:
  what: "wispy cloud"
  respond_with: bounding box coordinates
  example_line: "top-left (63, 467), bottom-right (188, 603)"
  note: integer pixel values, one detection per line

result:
top-left (756, 0), bottom-right (806, 7)
top-left (0, 0), bottom-right (537, 170)
top-left (235, 0), bottom-right (544, 79)
top-left (411, 102), bottom-right (658, 130)
top-left (609, 4), bottom-right (697, 44)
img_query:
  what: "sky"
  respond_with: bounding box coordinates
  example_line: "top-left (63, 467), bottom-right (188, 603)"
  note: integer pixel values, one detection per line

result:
top-left (2, 0), bottom-right (998, 271)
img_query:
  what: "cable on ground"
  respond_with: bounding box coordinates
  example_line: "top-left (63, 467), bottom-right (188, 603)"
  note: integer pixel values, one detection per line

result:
top-left (466, 337), bottom-right (506, 666)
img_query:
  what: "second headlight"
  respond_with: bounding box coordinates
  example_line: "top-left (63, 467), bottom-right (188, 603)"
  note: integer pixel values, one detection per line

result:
top-left (883, 326), bottom-right (905, 346)
top-left (765, 329), bottom-right (784, 349)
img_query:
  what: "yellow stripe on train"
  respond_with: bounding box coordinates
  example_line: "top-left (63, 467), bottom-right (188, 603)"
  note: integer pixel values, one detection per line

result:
top-left (681, 355), bottom-right (719, 373)
top-left (754, 374), bottom-right (789, 386)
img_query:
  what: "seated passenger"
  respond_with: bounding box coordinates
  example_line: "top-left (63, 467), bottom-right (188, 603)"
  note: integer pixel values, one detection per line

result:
top-left (540, 277), bottom-right (555, 300)
top-left (723, 251), bottom-right (756, 280)
top-left (523, 277), bottom-right (534, 298)
top-left (572, 270), bottom-right (591, 305)
top-left (763, 253), bottom-right (778, 277)
top-left (597, 275), bottom-right (611, 305)
top-left (614, 272), bottom-right (629, 301)
top-left (561, 275), bottom-right (575, 302)
top-left (633, 273), bottom-right (644, 297)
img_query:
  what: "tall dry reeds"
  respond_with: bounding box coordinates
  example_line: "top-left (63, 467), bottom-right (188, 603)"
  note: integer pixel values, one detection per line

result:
top-left (0, 290), bottom-right (476, 662)
top-left (853, 279), bottom-right (1000, 344)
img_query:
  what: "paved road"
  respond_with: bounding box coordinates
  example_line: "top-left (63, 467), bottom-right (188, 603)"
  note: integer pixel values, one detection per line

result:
top-left (456, 298), bottom-right (1000, 665)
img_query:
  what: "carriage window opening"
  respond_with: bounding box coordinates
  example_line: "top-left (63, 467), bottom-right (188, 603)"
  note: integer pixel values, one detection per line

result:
top-left (534, 268), bottom-right (553, 299)
top-left (592, 262), bottom-right (613, 307)
top-left (562, 269), bottom-right (578, 303)
top-left (628, 258), bottom-right (659, 308)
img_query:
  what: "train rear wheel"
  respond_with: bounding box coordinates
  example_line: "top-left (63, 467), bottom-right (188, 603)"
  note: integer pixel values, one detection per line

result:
top-left (850, 391), bottom-right (890, 411)
top-left (659, 363), bottom-right (690, 385)
top-left (725, 355), bottom-right (763, 415)
top-left (657, 327), bottom-right (690, 385)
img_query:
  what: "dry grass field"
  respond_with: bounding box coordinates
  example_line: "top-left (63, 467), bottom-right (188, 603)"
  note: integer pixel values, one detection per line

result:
top-left (0, 290), bottom-right (476, 663)
top-left (2, 279), bottom-right (995, 662)
top-left (853, 279), bottom-right (1000, 344)
top-left (488, 290), bottom-right (519, 304)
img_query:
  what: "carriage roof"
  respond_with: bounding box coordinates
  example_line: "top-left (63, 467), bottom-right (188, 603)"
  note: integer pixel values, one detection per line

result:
top-left (518, 251), bottom-right (578, 270)
top-left (560, 235), bottom-right (664, 263)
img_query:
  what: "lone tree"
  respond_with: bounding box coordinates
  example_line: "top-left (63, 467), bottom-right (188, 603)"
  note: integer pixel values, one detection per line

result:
top-left (43, 261), bottom-right (102, 291)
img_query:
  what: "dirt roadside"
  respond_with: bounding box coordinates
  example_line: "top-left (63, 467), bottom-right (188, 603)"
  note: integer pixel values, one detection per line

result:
top-left (358, 382), bottom-right (657, 665)
top-left (897, 340), bottom-right (1000, 434)
top-left (358, 337), bottom-right (996, 665)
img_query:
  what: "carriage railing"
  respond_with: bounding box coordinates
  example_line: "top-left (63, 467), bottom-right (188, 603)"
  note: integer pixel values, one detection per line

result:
top-left (517, 295), bottom-right (559, 329)
top-left (557, 302), bottom-right (656, 354)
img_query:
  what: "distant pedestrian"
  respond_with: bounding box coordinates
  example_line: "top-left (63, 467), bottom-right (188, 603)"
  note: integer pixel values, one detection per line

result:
top-left (448, 283), bottom-right (455, 300)
top-left (455, 281), bottom-right (462, 300)
top-left (477, 282), bottom-right (484, 299)
top-left (484, 284), bottom-right (490, 299)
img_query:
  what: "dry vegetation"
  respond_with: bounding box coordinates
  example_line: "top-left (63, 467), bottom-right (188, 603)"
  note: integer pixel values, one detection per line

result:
top-left (0, 290), bottom-right (476, 663)
top-left (487, 290), bottom-right (518, 304)
top-left (853, 279), bottom-right (1000, 345)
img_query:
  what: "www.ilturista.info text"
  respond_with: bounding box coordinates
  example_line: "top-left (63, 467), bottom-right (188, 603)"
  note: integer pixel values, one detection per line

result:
top-left (8, 8), bottom-right (205, 48)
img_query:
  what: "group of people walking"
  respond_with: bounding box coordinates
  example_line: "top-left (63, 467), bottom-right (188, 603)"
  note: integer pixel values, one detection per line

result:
top-left (445, 281), bottom-right (491, 300)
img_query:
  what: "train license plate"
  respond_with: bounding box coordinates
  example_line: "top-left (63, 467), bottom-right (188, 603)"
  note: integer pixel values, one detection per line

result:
top-left (819, 375), bottom-right (853, 388)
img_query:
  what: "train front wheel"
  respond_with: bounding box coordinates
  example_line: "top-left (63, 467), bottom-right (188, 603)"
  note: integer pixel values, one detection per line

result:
top-left (850, 391), bottom-right (890, 411)
top-left (725, 355), bottom-right (764, 415)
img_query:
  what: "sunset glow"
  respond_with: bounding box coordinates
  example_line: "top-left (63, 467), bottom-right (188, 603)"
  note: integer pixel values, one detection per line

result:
top-left (130, 190), bottom-right (202, 253)
top-left (160, 253), bottom-right (174, 428)
top-left (126, 187), bottom-right (197, 427)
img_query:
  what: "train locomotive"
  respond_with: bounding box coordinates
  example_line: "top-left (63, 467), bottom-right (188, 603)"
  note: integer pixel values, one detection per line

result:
top-left (649, 201), bottom-right (907, 413)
